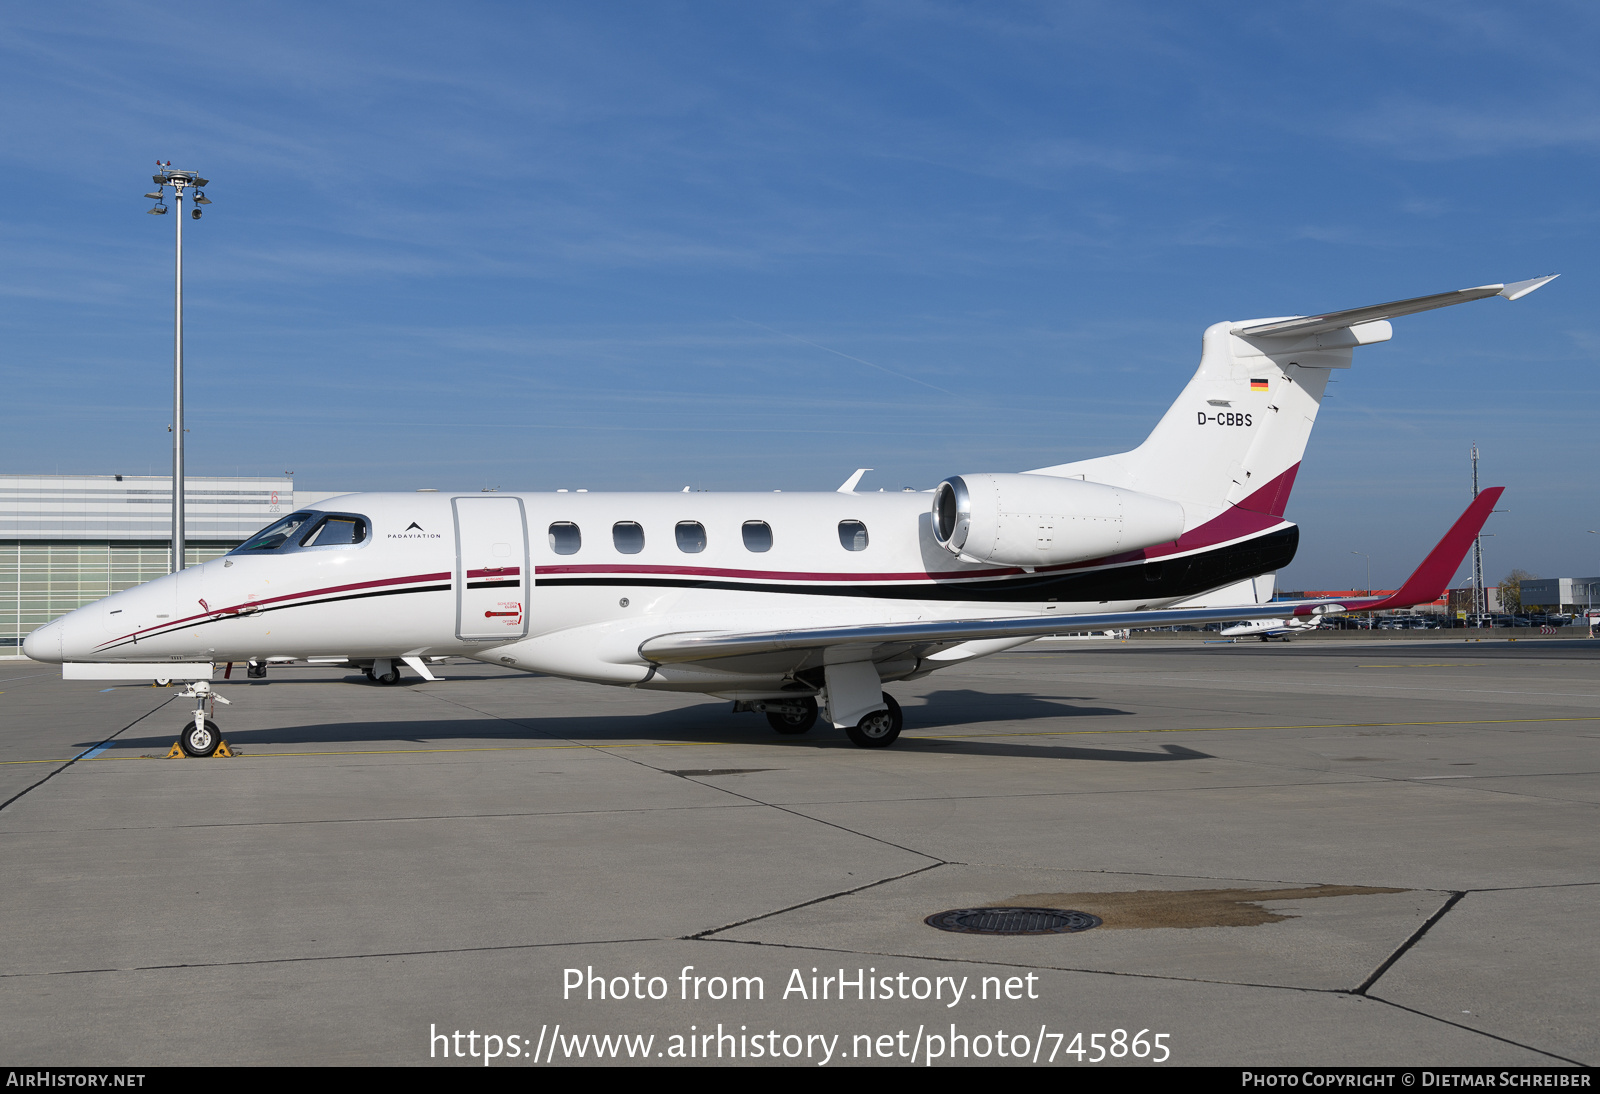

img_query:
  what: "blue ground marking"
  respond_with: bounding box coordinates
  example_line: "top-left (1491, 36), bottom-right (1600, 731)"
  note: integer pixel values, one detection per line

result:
top-left (99, 688), bottom-right (115, 692)
top-left (78, 742), bottom-right (115, 759)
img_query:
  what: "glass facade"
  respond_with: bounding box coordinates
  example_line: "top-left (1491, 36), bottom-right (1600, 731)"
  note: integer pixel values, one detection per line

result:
top-left (0, 542), bottom-right (233, 647)
top-left (0, 475), bottom-right (351, 651)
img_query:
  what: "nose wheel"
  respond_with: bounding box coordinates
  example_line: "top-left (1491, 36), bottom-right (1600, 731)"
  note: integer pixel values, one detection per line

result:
top-left (172, 679), bottom-right (232, 757)
top-left (179, 717), bottom-right (222, 757)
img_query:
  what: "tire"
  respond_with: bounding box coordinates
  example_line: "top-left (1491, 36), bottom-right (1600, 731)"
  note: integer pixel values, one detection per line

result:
top-left (179, 718), bottom-right (221, 757)
top-left (155, 678), bottom-right (172, 687)
top-left (375, 668), bottom-right (401, 685)
top-left (766, 696), bottom-right (818, 735)
top-left (845, 693), bottom-right (902, 749)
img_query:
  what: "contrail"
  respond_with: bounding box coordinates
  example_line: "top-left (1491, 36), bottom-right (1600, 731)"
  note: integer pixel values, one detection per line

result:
top-left (736, 318), bottom-right (955, 395)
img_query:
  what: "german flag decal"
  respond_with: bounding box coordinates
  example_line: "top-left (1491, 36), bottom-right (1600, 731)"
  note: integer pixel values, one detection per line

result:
top-left (1250, 378), bottom-right (1269, 392)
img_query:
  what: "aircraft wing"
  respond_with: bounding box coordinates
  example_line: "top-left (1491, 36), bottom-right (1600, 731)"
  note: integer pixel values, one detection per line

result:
top-left (1231, 275), bottom-right (1556, 339)
top-left (641, 600), bottom-right (1340, 664)
top-left (641, 489), bottom-right (1502, 666)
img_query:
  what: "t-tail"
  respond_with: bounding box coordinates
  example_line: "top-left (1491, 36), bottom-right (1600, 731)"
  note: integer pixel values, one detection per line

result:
top-left (1030, 276), bottom-right (1557, 533)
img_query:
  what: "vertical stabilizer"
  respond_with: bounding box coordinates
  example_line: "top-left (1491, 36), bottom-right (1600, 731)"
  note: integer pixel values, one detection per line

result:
top-left (1029, 277), bottom-right (1554, 533)
top-left (1030, 319), bottom-right (1390, 530)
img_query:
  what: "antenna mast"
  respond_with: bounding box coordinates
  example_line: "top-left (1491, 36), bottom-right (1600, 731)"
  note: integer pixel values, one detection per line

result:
top-left (1471, 442), bottom-right (1486, 617)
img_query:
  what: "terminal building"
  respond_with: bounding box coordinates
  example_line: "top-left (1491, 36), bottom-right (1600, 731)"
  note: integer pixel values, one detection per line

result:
top-left (1, 474), bottom-right (348, 652)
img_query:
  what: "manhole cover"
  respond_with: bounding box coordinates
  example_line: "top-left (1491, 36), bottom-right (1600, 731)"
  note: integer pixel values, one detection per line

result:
top-left (925, 907), bottom-right (1101, 935)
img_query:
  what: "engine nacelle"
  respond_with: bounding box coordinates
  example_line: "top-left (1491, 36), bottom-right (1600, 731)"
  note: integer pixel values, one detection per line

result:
top-left (931, 473), bottom-right (1185, 566)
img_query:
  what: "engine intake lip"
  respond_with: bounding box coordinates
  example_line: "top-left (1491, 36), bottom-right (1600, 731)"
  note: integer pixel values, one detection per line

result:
top-left (932, 477), bottom-right (970, 550)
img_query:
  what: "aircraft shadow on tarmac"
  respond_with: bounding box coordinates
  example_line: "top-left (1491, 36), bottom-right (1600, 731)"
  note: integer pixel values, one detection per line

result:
top-left (904, 688), bottom-right (1132, 727)
top-left (93, 687), bottom-right (1198, 764)
top-left (895, 739), bottom-right (1213, 763)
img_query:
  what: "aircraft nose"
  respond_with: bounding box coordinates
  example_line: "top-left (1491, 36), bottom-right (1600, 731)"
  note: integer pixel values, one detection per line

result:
top-left (22, 617), bottom-right (63, 663)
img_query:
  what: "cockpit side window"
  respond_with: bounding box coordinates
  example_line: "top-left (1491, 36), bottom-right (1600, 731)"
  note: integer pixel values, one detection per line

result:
top-left (231, 511), bottom-right (370, 554)
top-left (300, 515), bottom-right (368, 547)
top-left (236, 511), bottom-right (316, 552)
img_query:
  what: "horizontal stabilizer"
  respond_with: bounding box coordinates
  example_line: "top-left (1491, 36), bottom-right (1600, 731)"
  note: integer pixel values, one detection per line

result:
top-left (1232, 276), bottom-right (1557, 339)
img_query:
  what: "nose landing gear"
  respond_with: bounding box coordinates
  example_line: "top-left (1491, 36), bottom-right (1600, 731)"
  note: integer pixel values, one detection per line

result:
top-left (175, 679), bottom-right (232, 757)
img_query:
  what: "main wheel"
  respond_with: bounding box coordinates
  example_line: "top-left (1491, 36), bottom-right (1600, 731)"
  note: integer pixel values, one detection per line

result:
top-left (374, 667), bottom-right (401, 685)
top-left (845, 693), bottom-right (902, 749)
top-left (179, 718), bottom-right (221, 757)
top-left (766, 696), bottom-right (818, 735)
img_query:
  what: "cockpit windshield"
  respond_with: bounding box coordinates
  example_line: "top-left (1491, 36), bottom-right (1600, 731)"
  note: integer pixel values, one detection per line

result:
top-left (232, 511), bottom-right (370, 554)
top-left (236, 511), bottom-right (316, 552)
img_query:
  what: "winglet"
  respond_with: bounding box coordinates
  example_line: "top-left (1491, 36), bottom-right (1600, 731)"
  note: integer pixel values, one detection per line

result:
top-left (837, 468), bottom-right (872, 493)
top-left (1499, 274), bottom-right (1558, 301)
top-left (1320, 487), bottom-right (1504, 615)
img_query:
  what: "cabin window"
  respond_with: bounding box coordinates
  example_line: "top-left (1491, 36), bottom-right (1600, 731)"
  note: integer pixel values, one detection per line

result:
top-left (548, 522), bottom-right (581, 555)
top-left (675, 521), bottom-right (707, 553)
top-left (838, 520), bottom-right (869, 551)
top-left (613, 521), bottom-right (645, 554)
top-left (300, 515), bottom-right (367, 547)
top-left (235, 511), bottom-right (316, 552)
top-left (741, 520), bottom-right (773, 552)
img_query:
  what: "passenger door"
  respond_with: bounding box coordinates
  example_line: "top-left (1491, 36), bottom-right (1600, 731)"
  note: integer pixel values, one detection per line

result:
top-left (453, 497), bottom-right (530, 642)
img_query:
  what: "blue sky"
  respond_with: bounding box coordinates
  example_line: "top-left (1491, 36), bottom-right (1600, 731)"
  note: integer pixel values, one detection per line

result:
top-left (1, 1), bottom-right (1596, 589)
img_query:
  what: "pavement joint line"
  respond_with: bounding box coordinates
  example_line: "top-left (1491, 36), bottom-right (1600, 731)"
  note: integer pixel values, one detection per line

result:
top-left (1361, 994), bottom-right (1586, 1067)
top-left (1353, 891), bottom-right (1464, 997)
top-left (0, 696), bottom-right (178, 813)
top-left (1462, 879), bottom-right (1600, 892)
top-left (585, 741), bottom-right (951, 863)
top-left (49, 801), bottom-right (763, 833)
top-left (954, 862), bottom-right (1463, 889)
top-left (696, 935), bottom-right (1412, 996)
top-left (2, 937), bottom-right (669, 979)
top-left (400, 687), bottom-right (952, 861)
top-left (689, 862), bottom-right (946, 941)
top-left (700, 931), bottom-right (1596, 1063)
top-left (650, 773), bottom-right (946, 864)
top-left (0, 671), bottom-right (63, 686)
top-left (7, 711), bottom-right (1594, 765)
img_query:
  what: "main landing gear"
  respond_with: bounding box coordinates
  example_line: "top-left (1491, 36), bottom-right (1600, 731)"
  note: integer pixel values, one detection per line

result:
top-left (766, 696), bottom-right (818, 734)
top-left (736, 692), bottom-right (903, 748)
top-left (364, 658), bottom-right (402, 685)
top-left (845, 693), bottom-right (902, 749)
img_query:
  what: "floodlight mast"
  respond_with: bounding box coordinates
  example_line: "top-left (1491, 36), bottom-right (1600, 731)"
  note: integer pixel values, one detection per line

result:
top-left (146, 164), bottom-right (212, 573)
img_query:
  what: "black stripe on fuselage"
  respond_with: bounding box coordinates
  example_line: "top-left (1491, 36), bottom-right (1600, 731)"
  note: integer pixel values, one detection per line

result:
top-left (466, 580), bottom-right (523, 590)
top-left (534, 527), bottom-right (1298, 603)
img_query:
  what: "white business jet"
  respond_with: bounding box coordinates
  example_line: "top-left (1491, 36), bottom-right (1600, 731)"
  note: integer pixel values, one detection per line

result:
top-left (1220, 617), bottom-right (1325, 642)
top-left (25, 277), bottom-right (1553, 755)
